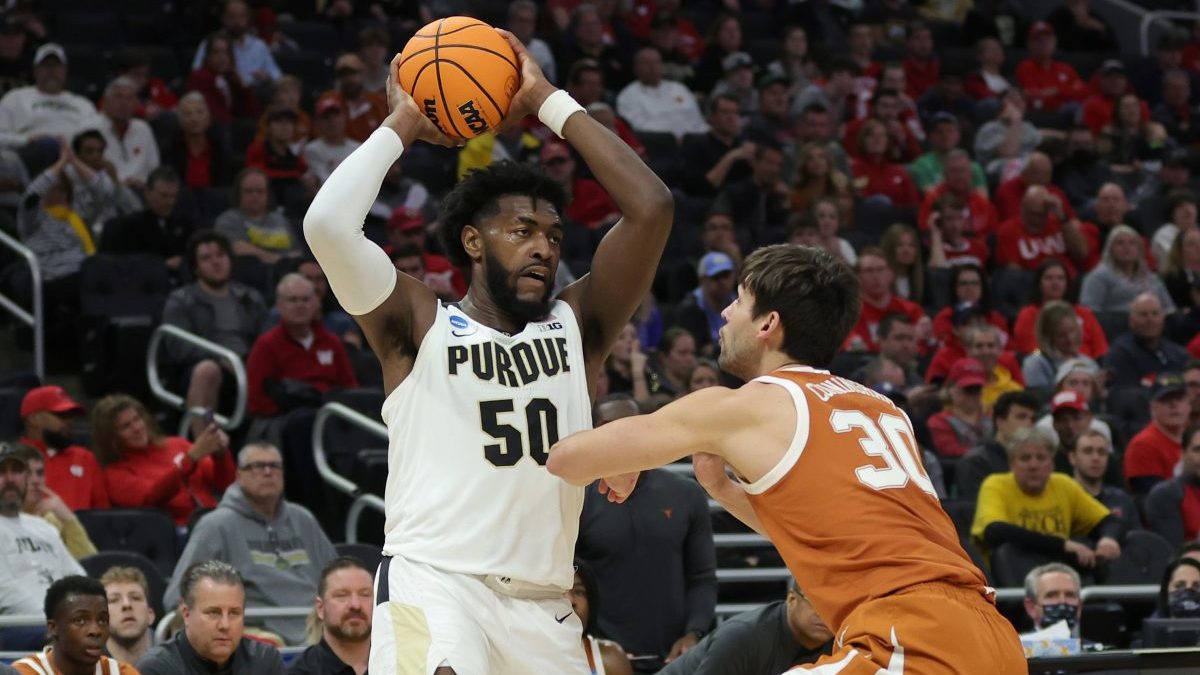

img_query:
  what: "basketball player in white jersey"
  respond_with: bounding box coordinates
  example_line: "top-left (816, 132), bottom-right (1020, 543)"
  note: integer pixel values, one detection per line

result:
top-left (303, 30), bottom-right (673, 675)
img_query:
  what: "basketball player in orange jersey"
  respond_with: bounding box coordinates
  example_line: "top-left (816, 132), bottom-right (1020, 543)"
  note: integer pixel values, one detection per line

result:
top-left (548, 244), bottom-right (1026, 673)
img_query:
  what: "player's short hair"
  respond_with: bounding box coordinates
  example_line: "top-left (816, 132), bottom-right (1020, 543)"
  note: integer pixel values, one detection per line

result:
top-left (1024, 563), bottom-right (1080, 602)
top-left (45, 575), bottom-right (106, 622)
top-left (180, 560), bottom-right (244, 608)
top-left (100, 566), bottom-right (151, 598)
top-left (738, 244), bottom-right (860, 368)
top-left (318, 557), bottom-right (372, 597)
top-left (993, 391), bottom-right (1040, 421)
top-left (438, 162), bottom-right (567, 267)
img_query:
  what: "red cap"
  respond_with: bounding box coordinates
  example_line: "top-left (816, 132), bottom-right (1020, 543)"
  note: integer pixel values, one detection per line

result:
top-left (20, 385), bottom-right (83, 418)
top-left (314, 94), bottom-right (344, 116)
top-left (1029, 21), bottom-right (1055, 40)
top-left (948, 358), bottom-right (987, 388)
top-left (1051, 389), bottom-right (1088, 414)
top-left (388, 207), bottom-right (425, 232)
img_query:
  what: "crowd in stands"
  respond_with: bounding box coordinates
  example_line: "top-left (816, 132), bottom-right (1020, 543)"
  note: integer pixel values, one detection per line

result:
top-left (6, 0), bottom-right (1200, 670)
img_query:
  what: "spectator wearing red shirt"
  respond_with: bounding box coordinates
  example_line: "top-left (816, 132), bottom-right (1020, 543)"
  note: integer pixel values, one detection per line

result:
top-left (540, 141), bottom-right (619, 230)
top-left (185, 32), bottom-right (258, 126)
top-left (843, 88), bottom-right (922, 162)
top-left (1015, 22), bottom-right (1089, 114)
top-left (384, 209), bottom-right (467, 298)
top-left (993, 153), bottom-right (1075, 223)
top-left (927, 358), bottom-right (994, 458)
top-left (918, 151), bottom-right (998, 243)
top-left (1013, 259), bottom-right (1109, 358)
top-left (926, 301), bottom-right (1021, 385)
top-left (113, 48), bottom-right (179, 119)
top-left (1081, 60), bottom-right (1149, 136)
top-left (1125, 374), bottom-right (1192, 497)
top-left (246, 273), bottom-right (358, 418)
top-left (929, 266), bottom-right (1011, 347)
top-left (902, 22), bottom-right (940, 100)
top-left (964, 37), bottom-right (1011, 101)
top-left (995, 185), bottom-right (1089, 274)
top-left (92, 394), bottom-right (233, 526)
top-left (851, 119), bottom-right (920, 208)
top-left (17, 386), bottom-right (109, 511)
top-left (244, 106), bottom-right (315, 204)
top-left (162, 92), bottom-right (233, 190)
top-left (844, 248), bottom-right (928, 352)
top-left (926, 192), bottom-right (990, 269)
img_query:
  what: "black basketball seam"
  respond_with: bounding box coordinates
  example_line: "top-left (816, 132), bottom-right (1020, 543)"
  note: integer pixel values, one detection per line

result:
top-left (442, 59), bottom-right (505, 123)
top-left (397, 43), bottom-right (519, 73)
top-left (433, 19), bottom-right (468, 138)
top-left (408, 59), bottom-right (440, 131)
top-left (404, 21), bottom-right (487, 40)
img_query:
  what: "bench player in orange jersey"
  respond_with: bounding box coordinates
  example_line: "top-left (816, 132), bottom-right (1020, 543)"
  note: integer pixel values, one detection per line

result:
top-left (548, 244), bottom-right (1026, 674)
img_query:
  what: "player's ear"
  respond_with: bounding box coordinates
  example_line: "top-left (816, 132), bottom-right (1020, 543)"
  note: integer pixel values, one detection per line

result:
top-left (462, 225), bottom-right (483, 262)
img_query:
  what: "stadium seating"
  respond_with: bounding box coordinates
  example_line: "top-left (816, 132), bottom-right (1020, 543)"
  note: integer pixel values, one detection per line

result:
top-left (76, 508), bottom-right (178, 577)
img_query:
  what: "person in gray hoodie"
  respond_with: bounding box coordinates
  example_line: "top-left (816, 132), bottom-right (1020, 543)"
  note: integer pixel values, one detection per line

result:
top-left (164, 441), bottom-right (337, 645)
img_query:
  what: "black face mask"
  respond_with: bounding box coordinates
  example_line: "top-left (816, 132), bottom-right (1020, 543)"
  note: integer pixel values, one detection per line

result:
top-left (1169, 588), bottom-right (1200, 618)
top-left (41, 429), bottom-right (74, 451)
top-left (1039, 603), bottom-right (1079, 631)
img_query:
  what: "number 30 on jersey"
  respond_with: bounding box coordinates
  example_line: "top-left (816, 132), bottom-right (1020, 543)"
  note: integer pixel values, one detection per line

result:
top-left (831, 409), bottom-right (938, 497)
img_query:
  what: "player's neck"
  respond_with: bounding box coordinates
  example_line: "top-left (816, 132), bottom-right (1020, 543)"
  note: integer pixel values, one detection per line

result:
top-left (107, 632), bottom-right (152, 665)
top-left (759, 352), bottom-right (806, 376)
top-left (459, 292), bottom-right (530, 336)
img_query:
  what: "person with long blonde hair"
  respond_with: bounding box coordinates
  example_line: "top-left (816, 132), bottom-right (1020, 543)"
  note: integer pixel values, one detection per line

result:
top-left (91, 394), bottom-right (233, 527)
top-left (881, 222), bottom-right (926, 304)
top-left (790, 143), bottom-right (852, 215)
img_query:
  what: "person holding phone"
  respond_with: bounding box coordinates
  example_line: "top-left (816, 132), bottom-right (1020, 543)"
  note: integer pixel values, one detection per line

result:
top-left (91, 394), bottom-right (232, 528)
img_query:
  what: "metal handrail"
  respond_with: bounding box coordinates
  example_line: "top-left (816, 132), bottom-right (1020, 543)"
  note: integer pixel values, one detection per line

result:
top-left (312, 402), bottom-right (389, 542)
top-left (145, 323), bottom-right (248, 434)
top-left (0, 228), bottom-right (43, 380)
top-left (153, 606), bottom-right (313, 643)
top-left (1140, 10), bottom-right (1200, 54)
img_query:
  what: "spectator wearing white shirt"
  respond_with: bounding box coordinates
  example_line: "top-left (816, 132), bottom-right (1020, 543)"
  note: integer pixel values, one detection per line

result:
top-left (303, 95), bottom-right (360, 187)
top-left (190, 0), bottom-right (281, 85)
top-left (0, 442), bottom-right (84, 649)
top-left (0, 44), bottom-right (101, 156)
top-left (98, 76), bottom-right (160, 190)
top-left (508, 0), bottom-right (557, 85)
top-left (616, 47), bottom-right (707, 138)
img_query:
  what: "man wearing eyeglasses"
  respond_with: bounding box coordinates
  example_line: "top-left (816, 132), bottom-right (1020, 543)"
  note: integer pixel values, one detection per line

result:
top-left (165, 442), bottom-right (337, 645)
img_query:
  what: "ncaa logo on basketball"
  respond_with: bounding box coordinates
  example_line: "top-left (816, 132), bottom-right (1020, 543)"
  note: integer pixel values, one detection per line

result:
top-left (450, 314), bottom-right (477, 337)
top-left (458, 100), bottom-right (489, 134)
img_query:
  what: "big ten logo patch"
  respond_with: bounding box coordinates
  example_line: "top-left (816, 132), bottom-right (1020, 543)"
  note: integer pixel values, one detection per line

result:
top-left (458, 100), bottom-right (489, 134)
top-left (423, 98), bottom-right (445, 133)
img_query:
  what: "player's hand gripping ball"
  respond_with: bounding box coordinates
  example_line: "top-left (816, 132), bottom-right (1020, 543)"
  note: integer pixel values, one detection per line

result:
top-left (395, 16), bottom-right (519, 140)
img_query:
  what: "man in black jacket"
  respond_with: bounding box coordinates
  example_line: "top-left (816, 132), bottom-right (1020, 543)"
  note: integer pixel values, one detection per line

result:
top-left (288, 557), bottom-right (372, 675)
top-left (138, 560), bottom-right (284, 675)
top-left (1145, 424), bottom-right (1200, 550)
top-left (657, 580), bottom-right (832, 675)
top-left (100, 166), bottom-right (193, 275)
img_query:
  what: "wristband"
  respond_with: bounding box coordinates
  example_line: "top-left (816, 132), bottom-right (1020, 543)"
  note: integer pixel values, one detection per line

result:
top-left (537, 90), bottom-right (585, 139)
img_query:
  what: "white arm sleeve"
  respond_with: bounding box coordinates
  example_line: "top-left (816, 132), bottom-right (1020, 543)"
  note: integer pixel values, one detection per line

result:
top-left (303, 127), bottom-right (402, 316)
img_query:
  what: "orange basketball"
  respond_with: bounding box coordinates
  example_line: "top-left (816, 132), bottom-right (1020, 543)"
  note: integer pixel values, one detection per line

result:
top-left (396, 16), bottom-right (520, 139)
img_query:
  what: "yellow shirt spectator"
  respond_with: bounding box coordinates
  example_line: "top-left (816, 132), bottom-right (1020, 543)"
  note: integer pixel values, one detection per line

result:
top-left (972, 472), bottom-right (1110, 548)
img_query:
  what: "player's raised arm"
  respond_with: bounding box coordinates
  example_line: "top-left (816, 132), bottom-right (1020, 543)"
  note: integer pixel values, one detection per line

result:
top-left (497, 30), bottom-right (674, 369)
top-left (303, 58), bottom-right (456, 394)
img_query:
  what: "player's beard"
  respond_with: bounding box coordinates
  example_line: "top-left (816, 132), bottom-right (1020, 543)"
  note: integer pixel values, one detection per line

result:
top-left (483, 249), bottom-right (553, 325)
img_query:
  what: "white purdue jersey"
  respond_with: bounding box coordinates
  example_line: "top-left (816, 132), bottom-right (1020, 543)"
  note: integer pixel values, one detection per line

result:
top-left (380, 299), bottom-right (591, 589)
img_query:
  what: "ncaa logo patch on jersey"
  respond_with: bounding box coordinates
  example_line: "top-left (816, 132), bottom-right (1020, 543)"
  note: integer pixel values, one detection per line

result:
top-left (449, 314), bottom-right (477, 337)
